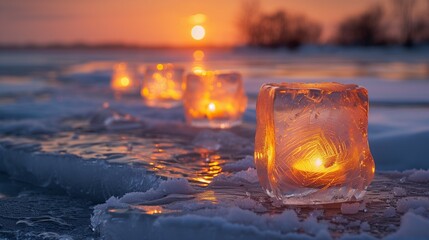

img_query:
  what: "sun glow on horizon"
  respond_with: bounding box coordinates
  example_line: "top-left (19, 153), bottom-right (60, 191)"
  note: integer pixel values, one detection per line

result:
top-left (191, 25), bottom-right (205, 41)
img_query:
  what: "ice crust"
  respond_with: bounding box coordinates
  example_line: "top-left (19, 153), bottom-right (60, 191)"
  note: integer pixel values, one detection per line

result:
top-left (92, 179), bottom-right (332, 240)
top-left (91, 174), bottom-right (429, 240)
top-left (0, 144), bottom-right (162, 202)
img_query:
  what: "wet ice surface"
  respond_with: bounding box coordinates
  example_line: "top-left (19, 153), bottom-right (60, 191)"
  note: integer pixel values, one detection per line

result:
top-left (0, 173), bottom-right (95, 239)
top-left (1, 48), bottom-right (429, 239)
top-left (91, 170), bottom-right (429, 239)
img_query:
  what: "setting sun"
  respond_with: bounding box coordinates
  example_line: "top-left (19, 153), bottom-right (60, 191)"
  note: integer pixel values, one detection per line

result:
top-left (191, 25), bottom-right (205, 41)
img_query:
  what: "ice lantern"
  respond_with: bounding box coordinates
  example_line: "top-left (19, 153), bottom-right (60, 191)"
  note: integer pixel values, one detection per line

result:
top-left (184, 71), bottom-right (247, 128)
top-left (254, 82), bottom-right (375, 205)
top-left (111, 63), bottom-right (137, 93)
top-left (141, 64), bottom-right (185, 108)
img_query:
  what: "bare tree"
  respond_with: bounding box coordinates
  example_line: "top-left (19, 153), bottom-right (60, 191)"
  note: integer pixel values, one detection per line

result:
top-left (237, 0), bottom-right (261, 46)
top-left (334, 5), bottom-right (389, 46)
top-left (392, 0), bottom-right (418, 46)
top-left (414, 0), bottom-right (429, 43)
top-left (237, 1), bottom-right (322, 49)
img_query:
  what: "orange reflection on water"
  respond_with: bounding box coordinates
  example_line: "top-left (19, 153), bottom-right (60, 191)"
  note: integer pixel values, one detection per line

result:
top-left (134, 205), bottom-right (179, 215)
top-left (192, 50), bottom-right (206, 74)
top-left (190, 154), bottom-right (223, 186)
top-left (193, 50), bottom-right (205, 61)
top-left (195, 190), bottom-right (218, 203)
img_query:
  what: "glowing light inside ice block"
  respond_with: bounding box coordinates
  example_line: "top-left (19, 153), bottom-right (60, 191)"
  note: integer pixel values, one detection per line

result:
top-left (141, 64), bottom-right (185, 108)
top-left (111, 63), bottom-right (136, 93)
top-left (184, 71), bottom-right (247, 129)
top-left (254, 82), bottom-right (375, 205)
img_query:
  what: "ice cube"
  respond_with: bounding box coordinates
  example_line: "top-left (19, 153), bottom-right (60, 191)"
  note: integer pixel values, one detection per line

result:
top-left (255, 83), bottom-right (375, 204)
top-left (183, 71), bottom-right (247, 129)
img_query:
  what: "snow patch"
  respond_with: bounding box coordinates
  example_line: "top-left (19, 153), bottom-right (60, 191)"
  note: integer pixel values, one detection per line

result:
top-left (119, 178), bottom-right (196, 204)
top-left (384, 212), bottom-right (429, 240)
top-left (211, 168), bottom-right (259, 186)
top-left (222, 156), bottom-right (255, 172)
top-left (408, 169), bottom-right (429, 183)
top-left (396, 197), bottom-right (429, 213)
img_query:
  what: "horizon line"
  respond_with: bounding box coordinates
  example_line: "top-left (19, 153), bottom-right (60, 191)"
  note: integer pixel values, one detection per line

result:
top-left (0, 42), bottom-right (240, 50)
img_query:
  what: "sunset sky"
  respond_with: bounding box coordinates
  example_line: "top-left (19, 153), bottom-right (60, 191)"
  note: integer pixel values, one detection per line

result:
top-left (0, 0), bottom-right (388, 46)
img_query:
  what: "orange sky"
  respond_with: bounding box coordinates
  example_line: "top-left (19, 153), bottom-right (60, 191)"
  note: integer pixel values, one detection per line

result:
top-left (0, 0), bottom-right (386, 46)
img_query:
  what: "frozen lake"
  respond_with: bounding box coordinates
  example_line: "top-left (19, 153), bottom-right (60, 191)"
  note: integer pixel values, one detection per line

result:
top-left (0, 47), bottom-right (429, 239)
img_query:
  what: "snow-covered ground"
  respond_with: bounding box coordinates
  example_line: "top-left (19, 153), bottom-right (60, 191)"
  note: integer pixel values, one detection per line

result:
top-left (0, 47), bottom-right (428, 239)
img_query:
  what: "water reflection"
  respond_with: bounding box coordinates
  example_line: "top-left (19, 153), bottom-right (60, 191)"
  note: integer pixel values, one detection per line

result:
top-left (133, 205), bottom-right (182, 215)
top-left (36, 129), bottom-right (227, 187)
top-left (192, 49), bottom-right (206, 74)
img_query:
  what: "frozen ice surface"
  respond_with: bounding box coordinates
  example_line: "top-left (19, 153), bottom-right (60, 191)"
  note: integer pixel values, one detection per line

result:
top-left (89, 106), bottom-right (143, 131)
top-left (1, 48), bottom-right (429, 239)
top-left (91, 172), bottom-right (429, 239)
top-left (0, 143), bottom-right (162, 202)
top-left (360, 222), bottom-right (370, 231)
top-left (0, 174), bottom-right (96, 239)
top-left (383, 207), bottom-right (396, 218)
top-left (341, 203), bottom-right (361, 215)
top-left (392, 187), bottom-right (407, 197)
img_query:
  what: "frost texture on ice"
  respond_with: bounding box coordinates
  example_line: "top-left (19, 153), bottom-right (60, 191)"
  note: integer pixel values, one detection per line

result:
top-left (392, 187), bottom-right (407, 197)
top-left (255, 83), bottom-right (375, 204)
top-left (383, 207), bottom-right (397, 218)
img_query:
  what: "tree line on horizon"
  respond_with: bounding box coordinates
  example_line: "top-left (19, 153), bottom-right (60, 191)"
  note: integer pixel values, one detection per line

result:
top-left (238, 0), bottom-right (429, 49)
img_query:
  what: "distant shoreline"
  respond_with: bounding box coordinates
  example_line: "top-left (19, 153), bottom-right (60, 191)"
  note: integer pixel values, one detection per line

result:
top-left (1, 43), bottom-right (429, 51)
top-left (0, 43), bottom-right (235, 51)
